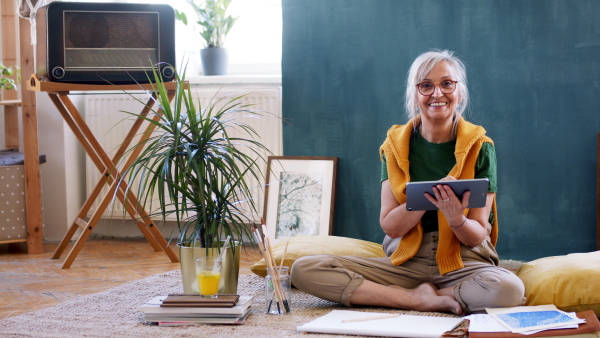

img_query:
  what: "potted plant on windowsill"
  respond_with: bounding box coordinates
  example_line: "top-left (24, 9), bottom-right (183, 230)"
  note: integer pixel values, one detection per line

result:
top-left (118, 64), bottom-right (272, 294)
top-left (176, 0), bottom-right (238, 76)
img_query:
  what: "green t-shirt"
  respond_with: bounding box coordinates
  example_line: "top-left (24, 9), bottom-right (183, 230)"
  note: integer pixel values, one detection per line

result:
top-left (381, 130), bottom-right (497, 232)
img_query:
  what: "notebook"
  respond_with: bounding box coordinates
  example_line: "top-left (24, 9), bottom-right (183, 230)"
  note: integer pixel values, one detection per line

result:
top-left (297, 310), bottom-right (464, 338)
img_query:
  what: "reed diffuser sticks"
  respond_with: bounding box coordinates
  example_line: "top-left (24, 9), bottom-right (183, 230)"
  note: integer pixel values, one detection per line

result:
top-left (279, 226), bottom-right (292, 269)
top-left (253, 220), bottom-right (290, 313)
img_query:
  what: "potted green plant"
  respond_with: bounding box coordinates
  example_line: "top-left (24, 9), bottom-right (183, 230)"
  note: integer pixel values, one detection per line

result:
top-left (0, 62), bottom-right (18, 91)
top-left (118, 64), bottom-right (272, 294)
top-left (176, 0), bottom-right (238, 75)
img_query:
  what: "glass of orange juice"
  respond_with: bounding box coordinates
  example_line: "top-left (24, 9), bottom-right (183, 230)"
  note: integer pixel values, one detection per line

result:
top-left (195, 257), bottom-right (222, 298)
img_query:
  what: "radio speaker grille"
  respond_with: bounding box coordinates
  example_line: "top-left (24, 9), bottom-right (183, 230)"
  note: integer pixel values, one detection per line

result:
top-left (65, 49), bottom-right (158, 69)
top-left (65, 12), bottom-right (158, 49)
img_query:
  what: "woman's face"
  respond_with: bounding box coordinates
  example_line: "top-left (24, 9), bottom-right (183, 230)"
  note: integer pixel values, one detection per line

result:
top-left (417, 61), bottom-right (462, 122)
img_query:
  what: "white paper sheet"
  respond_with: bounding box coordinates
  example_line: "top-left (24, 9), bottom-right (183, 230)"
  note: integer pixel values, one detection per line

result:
top-left (297, 310), bottom-right (464, 338)
top-left (485, 305), bottom-right (585, 334)
top-left (466, 313), bottom-right (579, 335)
top-left (465, 314), bottom-right (510, 333)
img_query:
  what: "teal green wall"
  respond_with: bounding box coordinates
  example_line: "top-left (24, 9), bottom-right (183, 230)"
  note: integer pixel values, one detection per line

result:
top-left (281, 0), bottom-right (600, 261)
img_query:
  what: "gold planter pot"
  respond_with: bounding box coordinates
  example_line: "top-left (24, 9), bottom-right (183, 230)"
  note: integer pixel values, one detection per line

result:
top-left (178, 241), bottom-right (241, 294)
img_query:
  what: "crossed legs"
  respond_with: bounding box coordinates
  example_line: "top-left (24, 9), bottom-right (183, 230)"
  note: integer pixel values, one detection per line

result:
top-left (291, 253), bottom-right (524, 314)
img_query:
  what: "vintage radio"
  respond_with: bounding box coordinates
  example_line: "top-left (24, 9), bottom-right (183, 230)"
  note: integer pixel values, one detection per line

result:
top-left (35, 2), bottom-right (176, 84)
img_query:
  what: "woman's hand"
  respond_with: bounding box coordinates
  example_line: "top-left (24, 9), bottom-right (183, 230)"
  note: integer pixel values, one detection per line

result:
top-left (424, 176), bottom-right (491, 248)
top-left (424, 176), bottom-right (469, 225)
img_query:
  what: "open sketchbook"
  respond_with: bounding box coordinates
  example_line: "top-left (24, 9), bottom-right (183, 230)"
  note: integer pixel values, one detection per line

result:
top-left (297, 310), bottom-right (464, 338)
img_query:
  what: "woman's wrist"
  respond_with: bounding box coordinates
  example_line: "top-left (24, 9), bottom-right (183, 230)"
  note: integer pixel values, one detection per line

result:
top-left (450, 216), bottom-right (467, 229)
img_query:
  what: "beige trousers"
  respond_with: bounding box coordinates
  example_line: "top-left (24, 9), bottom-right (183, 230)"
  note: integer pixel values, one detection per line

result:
top-left (290, 232), bottom-right (525, 314)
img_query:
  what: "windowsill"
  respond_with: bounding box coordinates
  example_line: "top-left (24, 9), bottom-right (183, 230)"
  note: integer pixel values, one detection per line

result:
top-left (187, 74), bottom-right (282, 85)
top-left (65, 74), bottom-right (282, 96)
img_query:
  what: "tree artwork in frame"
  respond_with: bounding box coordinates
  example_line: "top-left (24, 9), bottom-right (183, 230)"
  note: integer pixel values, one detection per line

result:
top-left (263, 156), bottom-right (338, 244)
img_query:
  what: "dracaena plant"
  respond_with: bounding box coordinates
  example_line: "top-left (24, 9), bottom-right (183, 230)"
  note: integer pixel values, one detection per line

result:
top-left (176, 0), bottom-right (238, 48)
top-left (119, 63), bottom-right (272, 249)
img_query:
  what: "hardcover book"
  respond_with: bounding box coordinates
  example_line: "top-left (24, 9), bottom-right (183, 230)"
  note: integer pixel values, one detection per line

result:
top-left (160, 294), bottom-right (240, 308)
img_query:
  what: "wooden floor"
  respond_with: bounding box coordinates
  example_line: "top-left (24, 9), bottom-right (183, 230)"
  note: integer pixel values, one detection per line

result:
top-left (0, 239), bottom-right (263, 320)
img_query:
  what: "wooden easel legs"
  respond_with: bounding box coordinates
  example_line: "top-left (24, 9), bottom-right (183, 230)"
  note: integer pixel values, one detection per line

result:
top-left (48, 91), bottom-right (179, 268)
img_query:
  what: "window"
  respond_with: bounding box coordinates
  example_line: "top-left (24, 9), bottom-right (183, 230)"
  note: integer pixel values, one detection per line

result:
top-left (176, 0), bottom-right (282, 75)
top-left (227, 0), bottom-right (282, 75)
top-left (100, 0), bottom-right (282, 76)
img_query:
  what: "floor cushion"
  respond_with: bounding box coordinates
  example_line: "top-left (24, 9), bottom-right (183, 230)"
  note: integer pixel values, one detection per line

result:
top-left (516, 251), bottom-right (600, 316)
top-left (0, 150), bottom-right (46, 166)
top-left (250, 235), bottom-right (386, 278)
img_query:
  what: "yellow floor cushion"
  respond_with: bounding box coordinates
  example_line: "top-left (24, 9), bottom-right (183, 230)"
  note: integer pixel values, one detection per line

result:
top-left (516, 251), bottom-right (600, 316)
top-left (250, 235), bottom-right (386, 278)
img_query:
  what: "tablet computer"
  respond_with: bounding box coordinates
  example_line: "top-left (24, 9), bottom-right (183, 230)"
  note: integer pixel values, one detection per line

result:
top-left (405, 178), bottom-right (489, 211)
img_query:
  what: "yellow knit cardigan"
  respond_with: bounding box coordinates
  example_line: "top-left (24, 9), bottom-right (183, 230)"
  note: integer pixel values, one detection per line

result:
top-left (379, 116), bottom-right (498, 275)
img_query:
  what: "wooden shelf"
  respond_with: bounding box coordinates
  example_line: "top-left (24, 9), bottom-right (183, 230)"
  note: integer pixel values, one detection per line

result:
top-left (0, 5), bottom-right (44, 254)
top-left (0, 239), bottom-right (27, 245)
top-left (27, 74), bottom-right (179, 93)
top-left (0, 100), bottom-right (21, 106)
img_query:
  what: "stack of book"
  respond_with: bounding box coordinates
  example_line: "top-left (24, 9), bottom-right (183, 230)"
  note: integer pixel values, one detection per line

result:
top-left (139, 294), bottom-right (253, 326)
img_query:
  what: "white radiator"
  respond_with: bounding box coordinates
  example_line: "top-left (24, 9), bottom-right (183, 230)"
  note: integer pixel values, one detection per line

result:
top-left (83, 85), bottom-right (283, 221)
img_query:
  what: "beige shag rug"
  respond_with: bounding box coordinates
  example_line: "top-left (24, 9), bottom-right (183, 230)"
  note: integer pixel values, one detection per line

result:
top-left (0, 270), bottom-right (467, 338)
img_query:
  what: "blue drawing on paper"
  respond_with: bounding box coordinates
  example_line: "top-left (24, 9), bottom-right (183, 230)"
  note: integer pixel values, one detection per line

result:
top-left (496, 311), bottom-right (574, 329)
top-left (275, 172), bottom-right (323, 239)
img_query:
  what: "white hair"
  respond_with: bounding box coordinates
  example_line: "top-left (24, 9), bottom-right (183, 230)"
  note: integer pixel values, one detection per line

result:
top-left (404, 50), bottom-right (469, 121)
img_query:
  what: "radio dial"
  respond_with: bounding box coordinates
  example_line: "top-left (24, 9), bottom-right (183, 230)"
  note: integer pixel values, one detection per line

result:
top-left (162, 66), bottom-right (175, 79)
top-left (52, 67), bottom-right (66, 79)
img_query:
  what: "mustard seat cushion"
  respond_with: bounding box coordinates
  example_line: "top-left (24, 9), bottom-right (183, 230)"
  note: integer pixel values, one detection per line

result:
top-left (250, 235), bottom-right (386, 278)
top-left (516, 251), bottom-right (600, 316)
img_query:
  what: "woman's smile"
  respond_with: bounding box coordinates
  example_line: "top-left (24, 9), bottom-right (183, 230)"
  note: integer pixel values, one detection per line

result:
top-left (429, 101), bottom-right (448, 107)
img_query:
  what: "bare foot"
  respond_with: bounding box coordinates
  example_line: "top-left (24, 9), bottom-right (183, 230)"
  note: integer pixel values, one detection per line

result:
top-left (351, 280), bottom-right (464, 314)
top-left (410, 283), bottom-right (463, 315)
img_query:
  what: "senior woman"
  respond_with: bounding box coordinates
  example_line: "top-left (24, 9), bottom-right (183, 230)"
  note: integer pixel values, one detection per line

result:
top-left (290, 50), bottom-right (525, 315)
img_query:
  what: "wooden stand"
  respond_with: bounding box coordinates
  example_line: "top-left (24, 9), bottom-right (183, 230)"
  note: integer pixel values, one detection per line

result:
top-left (1, 1), bottom-right (20, 150)
top-left (27, 74), bottom-right (181, 268)
top-left (19, 16), bottom-right (44, 255)
top-left (0, 4), bottom-right (43, 254)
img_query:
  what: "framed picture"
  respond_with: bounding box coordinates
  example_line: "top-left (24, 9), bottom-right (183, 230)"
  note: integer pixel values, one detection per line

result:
top-left (263, 156), bottom-right (338, 244)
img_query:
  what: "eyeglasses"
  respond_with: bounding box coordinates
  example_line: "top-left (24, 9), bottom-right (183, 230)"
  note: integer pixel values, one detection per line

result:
top-left (416, 80), bottom-right (459, 96)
